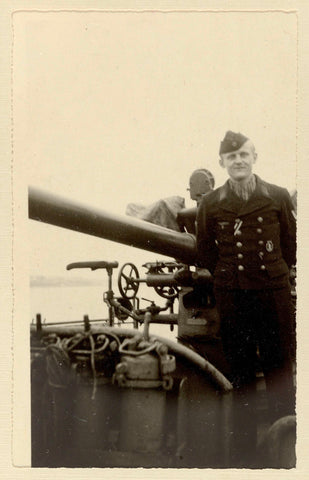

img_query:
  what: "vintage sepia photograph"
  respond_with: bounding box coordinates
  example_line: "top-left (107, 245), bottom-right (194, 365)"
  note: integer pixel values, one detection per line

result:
top-left (10, 4), bottom-right (305, 473)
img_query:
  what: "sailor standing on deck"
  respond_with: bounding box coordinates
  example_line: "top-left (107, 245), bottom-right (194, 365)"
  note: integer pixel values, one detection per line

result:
top-left (196, 131), bottom-right (296, 465)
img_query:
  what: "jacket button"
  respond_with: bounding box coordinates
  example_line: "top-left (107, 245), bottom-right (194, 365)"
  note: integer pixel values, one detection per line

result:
top-left (257, 228), bottom-right (262, 234)
top-left (259, 251), bottom-right (264, 257)
top-left (237, 253), bottom-right (243, 259)
top-left (236, 242), bottom-right (243, 248)
top-left (257, 217), bottom-right (263, 222)
top-left (235, 230), bottom-right (242, 236)
top-left (258, 240), bottom-right (264, 245)
top-left (238, 265), bottom-right (244, 271)
top-left (260, 265), bottom-right (266, 270)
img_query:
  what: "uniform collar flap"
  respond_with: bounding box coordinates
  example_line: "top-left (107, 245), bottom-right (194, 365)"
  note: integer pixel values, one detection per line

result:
top-left (218, 176), bottom-right (272, 214)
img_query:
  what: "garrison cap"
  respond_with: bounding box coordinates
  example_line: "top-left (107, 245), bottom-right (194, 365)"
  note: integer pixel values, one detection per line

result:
top-left (219, 131), bottom-right (249, 155)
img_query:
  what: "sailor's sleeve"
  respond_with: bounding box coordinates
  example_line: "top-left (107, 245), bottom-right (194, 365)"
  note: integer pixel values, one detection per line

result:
top-left (279, 188), bottom-right (297, 268)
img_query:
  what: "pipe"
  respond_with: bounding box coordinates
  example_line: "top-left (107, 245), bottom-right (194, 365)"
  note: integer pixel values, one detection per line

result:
top-left (29, 186), bottom-right (197, 264)
top-left (145, 274), bottom-right (177, 287)
top-left (31, 324), bottom-right (232, 392)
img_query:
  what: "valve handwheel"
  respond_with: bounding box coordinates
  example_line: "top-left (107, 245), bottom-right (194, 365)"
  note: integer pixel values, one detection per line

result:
top-left (151, 263), bottom-right (181, 299)
top-left (118, 263), bottom-right (140, 299)
top-left (154, 284), bottom-right (180, 299)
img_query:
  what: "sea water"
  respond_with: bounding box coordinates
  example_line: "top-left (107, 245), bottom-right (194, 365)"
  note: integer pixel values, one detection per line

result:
top-left (30, 284), bottom-right (177, 340)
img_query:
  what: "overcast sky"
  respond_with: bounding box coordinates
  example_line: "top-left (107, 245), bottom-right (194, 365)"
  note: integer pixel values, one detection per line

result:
top-left (13, 10), bottom-right (297, 278)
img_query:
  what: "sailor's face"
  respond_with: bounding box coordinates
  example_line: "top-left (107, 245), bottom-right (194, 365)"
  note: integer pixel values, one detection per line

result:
top-left (219, 141), bottom-right (257, 182)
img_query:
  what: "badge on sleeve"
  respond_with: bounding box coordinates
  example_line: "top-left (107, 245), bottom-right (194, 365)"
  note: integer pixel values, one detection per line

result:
top-left (266, 240), bottom-right (274, 252)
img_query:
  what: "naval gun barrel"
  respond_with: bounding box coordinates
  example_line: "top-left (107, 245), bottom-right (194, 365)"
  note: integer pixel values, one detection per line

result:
top-left (28, 186), bottom-right (197, 264)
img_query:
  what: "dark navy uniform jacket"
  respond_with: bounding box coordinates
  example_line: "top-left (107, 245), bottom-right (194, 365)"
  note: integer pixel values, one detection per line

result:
top-left (196, 175), bottom-right (296, 290)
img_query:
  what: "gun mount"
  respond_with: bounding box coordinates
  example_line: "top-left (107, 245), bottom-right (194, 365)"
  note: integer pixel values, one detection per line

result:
top-left (28, 185), bottom-right (221, 355)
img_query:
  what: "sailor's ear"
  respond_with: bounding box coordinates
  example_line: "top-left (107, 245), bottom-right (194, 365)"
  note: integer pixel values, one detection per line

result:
top-left (253, 152), bottom-right (257, 163)
top-left (219, 156), bottom-right (225, 168)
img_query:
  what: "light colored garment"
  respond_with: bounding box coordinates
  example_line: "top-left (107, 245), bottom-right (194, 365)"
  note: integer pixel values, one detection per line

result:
top-left (126, 196), bottom-right (185, 232)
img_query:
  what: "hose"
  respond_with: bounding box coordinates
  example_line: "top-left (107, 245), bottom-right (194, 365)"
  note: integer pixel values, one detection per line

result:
top-left (36, 325), bottom-right (232, 392)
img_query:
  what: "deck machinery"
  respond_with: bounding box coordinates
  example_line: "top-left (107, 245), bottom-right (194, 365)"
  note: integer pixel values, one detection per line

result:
top-left (29, 187), bottom-right (295, 468)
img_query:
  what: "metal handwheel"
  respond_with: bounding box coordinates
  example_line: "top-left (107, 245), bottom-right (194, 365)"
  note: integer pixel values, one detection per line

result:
top-left (118, 262), bottom-right (140, 299)
top-left (150, 263), bottom-right (181, 299)
top-left (154, 284), bottom-right (180, 299)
